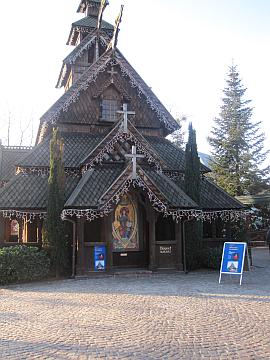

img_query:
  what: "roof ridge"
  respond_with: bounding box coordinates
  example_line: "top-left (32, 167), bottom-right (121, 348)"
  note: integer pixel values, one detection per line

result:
top-left (65, 169), bottom-right (94, 207)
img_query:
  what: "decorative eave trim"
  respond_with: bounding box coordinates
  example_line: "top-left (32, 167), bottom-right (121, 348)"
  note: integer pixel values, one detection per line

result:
top-left (66, 31), bottom-right (110, 66)
top-left (1, 210), bottom-right (46, 221)
top-left (16, 166), bottom-right (81, 177)
top-left (68, 25), bottom-right (113, 47)
top-left (114, 51), bottom-right (179, 132)
top-left (57, 31), bottom-right (110, 89)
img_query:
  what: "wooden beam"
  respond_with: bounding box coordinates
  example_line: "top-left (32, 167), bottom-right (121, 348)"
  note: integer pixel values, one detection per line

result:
top-left (76, 218), bottom-right (85, 275)
top-left (148, 208), bottom-right (157, 271)
top-left (104, 214), bottom-right (113, 272)
top-left (175, 221), bottom-right (183, 271)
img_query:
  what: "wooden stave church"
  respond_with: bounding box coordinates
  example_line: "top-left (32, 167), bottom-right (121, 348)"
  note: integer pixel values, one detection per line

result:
top-left (0, 0), bottom-right (244, 275)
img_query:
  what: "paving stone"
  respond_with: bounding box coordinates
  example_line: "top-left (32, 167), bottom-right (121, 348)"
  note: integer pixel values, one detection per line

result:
top-left (0, 248), bottom-right (269, 359)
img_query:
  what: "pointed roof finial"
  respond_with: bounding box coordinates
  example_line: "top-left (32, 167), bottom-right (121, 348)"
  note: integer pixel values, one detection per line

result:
top-left (108, 5), bottom-right (124, 50)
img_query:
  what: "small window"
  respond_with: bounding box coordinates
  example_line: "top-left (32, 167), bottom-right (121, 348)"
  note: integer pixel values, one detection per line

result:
top-left (101, 99), bottom-right (118, 122)
top-left (8, 219), bottom-right (19, 243)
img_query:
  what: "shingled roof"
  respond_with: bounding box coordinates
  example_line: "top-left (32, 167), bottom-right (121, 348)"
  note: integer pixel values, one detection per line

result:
top-left (146, 136), bottom-right (210, 173)
top-left (0, 146), bottom-right (32, 184)
top-left (67, 16), bottom-right (114, 45)
top-left (0, 173), bottom-right (79, 210)
top-left (143, 169), bottom-right (198, 209)
top-left (65, 165), bottom-right (125, 208)
top-left (18, 132), bottom-right (104, 169)
top-left (174, 176), bottom-right (244, 210)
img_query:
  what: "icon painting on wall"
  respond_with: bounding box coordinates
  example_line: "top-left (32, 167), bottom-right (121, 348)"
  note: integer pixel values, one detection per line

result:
top-left (112, 195), bottom-right (138, 251)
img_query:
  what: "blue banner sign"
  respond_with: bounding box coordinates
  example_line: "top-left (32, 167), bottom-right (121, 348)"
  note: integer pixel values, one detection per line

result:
top-left (219, 242), bottom-right (247, 285)
top-left (94, 245), bottom-right (106, 272)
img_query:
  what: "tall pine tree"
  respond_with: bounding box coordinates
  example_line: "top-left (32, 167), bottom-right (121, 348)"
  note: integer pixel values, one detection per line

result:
top-left (185, 123), bottom-right (202, 269)
top-left (46, 128), bottom-right (67, 277)
top-left (208, 64), bottom-right (270, 196)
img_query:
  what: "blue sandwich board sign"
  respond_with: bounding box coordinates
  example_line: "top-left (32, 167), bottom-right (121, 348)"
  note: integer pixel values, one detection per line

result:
top-left (219, 242), bottom-right (247, 285)
top-left (94, 245), bottom-right (106, 272)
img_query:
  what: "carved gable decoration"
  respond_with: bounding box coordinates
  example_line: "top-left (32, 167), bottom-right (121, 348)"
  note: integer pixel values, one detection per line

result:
top-left (81, 121), bottom-right (165, 171)
top-left (92, 77), bottom-right (131, 101)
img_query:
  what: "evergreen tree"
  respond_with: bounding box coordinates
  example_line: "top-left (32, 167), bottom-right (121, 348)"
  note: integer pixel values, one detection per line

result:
top-left (184, 123), bottom-right (202, 269)
top-left (185, 123), bottom-right (201, 203)
top-left (208, 64), bottom-right (270, 196)
top-left (46, 128), bottom-right (67, 277)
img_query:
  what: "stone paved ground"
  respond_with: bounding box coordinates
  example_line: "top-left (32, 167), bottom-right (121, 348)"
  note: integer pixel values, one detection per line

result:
top-left (0, 248), bottom-right (270, 360)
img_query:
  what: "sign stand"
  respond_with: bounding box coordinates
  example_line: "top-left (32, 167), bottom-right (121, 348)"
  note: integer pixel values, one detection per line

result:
top-left (219, 242), bottom-right (247, 285)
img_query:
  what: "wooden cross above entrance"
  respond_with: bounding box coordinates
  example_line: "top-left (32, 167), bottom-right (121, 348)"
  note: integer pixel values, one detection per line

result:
top-left (117, 103), bottom-right (135, 133)
top-left (125, 145), bottom-right (145, 179)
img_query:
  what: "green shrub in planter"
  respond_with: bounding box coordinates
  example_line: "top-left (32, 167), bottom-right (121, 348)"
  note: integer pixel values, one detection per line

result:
top-left (0, 246), bottom-right (50, 285)
top-left (200, 246), bottom-right (223, 270)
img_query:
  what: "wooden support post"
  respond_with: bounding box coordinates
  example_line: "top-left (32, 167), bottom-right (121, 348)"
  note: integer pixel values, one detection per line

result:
top-left (37, 219), bottom-right (43, 247)
top-left (212, 221), bottom-right (217, 238)
top-left (104, 214), bottom-right (113, 272)
top-left (0, 215), bottom-right (5, 245)
top-left (149, 210), bottom-right (157, 271)
top-left (76, 218), bottom-right (85, 275)
top-left (175, 221), bottom-right (184, 271)
top-left (18, 219), bottom-right (24, 244)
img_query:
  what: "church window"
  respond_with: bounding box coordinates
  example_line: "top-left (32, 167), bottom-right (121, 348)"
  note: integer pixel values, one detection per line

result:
top-left (101, 99), bottom-right (119, 122)
top-left (100, 84), bottom-right (121, 122)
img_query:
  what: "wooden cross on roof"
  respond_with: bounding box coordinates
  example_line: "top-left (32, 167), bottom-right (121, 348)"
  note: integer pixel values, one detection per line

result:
top-left (125, 146), bottom-right (144, 179)
top-left (108, 66), bottom-right (118, 81)
top-left (117, 103), bottom-right (135, 133)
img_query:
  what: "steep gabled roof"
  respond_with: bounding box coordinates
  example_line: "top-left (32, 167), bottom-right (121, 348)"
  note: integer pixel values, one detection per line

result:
top-left (57, 30), bottom-right (109, 88)
top-left (41, 49), bottom-right (179, 133)
top-left (57, 29), bottom-right (112, 88)
top-left (80, 120), bottom-right (166, 171)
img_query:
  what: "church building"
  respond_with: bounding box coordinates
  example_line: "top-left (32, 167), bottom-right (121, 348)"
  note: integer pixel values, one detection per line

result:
top-left (0, 0), bottom-right (244, 275)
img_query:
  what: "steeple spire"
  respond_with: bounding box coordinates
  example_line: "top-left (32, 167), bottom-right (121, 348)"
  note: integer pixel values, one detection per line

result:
top-left (77, 0), bottom-right (109, 17)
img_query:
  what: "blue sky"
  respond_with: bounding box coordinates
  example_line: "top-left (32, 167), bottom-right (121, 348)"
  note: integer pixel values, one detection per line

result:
top-left (0, 0), bottom-right (269, 162)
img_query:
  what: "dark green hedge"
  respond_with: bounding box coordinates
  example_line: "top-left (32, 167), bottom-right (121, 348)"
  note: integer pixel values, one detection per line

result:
top-left (0, 246), bottom-right (50, 285)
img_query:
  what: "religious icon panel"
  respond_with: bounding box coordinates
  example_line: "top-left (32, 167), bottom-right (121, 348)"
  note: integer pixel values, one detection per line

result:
top-left (112, 195), bottom-right (139, 251)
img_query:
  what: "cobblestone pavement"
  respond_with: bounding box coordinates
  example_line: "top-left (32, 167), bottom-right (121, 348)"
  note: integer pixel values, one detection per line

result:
top-left (0, 248), bottom-right (270, 360)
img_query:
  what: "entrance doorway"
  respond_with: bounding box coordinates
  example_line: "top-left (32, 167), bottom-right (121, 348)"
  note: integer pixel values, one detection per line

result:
top-left (112, 202), bottom-right (149, 268)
